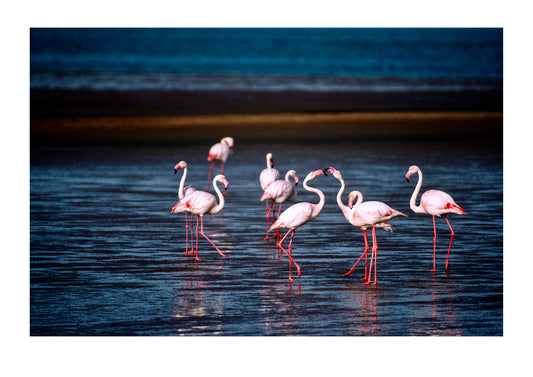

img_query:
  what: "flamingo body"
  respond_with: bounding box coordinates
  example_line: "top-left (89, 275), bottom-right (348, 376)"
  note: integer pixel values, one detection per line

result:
top-left (206, 137), bottom-right (234, 191)
top-left (268, 169), bottom-right (326, 281)
top-left (172, 174), bottom-right (229, 260)
top-left (327, 167), bottom-right (406, 284)
top-left (259, 152), bottom-right (280, 190)
top-left (406, 165), bottom-right (467, 271)
top-left (174, 161), bottom-right (197, 254)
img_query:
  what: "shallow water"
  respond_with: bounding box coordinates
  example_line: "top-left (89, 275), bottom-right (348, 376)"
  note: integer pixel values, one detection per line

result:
top-left (30, 140), bottom-right (503, 336)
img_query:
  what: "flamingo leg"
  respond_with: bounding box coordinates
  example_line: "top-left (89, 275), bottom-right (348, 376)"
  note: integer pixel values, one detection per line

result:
top-left (364, 228), bottom-right (378, 285)
top-left (444, 216), bottom-right (455, 271)
top-left (265, 201), bottom-right (273, 239)
top-left (372, 227), bottom-right (378, 285)
top-left (200, 215), bottom-right (227, 258)
top-left (277, 228), bottom-right (301, 281)
top-left (343, 230), bottom-right (369, 277)
top-left (195, 215), bottom-right (201, 261)
top-left (265, 201), bottom-right (278, 239)
top-left (431, 216), bottom-right (437, 272)
top-left (184, 212), bottom-right (193, 255)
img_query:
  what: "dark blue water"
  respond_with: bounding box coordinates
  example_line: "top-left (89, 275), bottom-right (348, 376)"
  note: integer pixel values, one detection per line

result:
top-left (30, 28), bottom-right (503, 92)
top-left (30, 141), bottom-right (503, 336)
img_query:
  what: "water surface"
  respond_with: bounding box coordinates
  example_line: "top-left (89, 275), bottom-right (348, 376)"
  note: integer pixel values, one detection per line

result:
top-left (30, 140), bottom-right (502, 335)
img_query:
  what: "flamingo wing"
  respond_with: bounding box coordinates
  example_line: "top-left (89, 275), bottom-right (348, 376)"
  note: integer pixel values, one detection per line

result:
top-left (208, 143), bottom-right (230, 162)
top-left (260, 168), bottom-right (280, 190)
top-left (271, 202), bottom-right (315, 230)
top-left (420, 190), bottom-right (466, 216)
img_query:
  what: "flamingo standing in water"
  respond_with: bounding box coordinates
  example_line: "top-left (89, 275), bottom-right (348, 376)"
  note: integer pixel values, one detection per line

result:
top-left (259, 153), bottom-right (280, 238)
top-left (405, 165), bottom-right (467, 272)
top-left (171, 174), bottom-right (229, 261)
top-left (327, 167), bottom-right (406, 284)
top-left (206, 137), bottom-right (234, 192)
top-left (174, 161), bottom-right (197, 255)
top-left (268, 169), bottom-right (326, 282)
top-left (261, 169), bottom-right (299, 240)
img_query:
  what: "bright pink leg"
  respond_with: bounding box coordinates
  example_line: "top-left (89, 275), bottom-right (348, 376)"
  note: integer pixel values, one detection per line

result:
top-left (184, 212), bottom-right (194, 255)
top-left (200, 215), bottom-right (227, 258)
top-left (195, 215), bottom-right (201, 261)
top-left (431, 216), bottom-right (437, 272)
top-left (364, 228), bottom-right (378, 285)
top-left (372, 227), bottom-right (378, 285)
top-left (277, 228), bottom-right (301, 281)
top-left (265, 201), bottom-right (273, 239)
top-left (343, 230), bottom-right (369, 277)
top-left (444, 217), bottom-right (455, 271)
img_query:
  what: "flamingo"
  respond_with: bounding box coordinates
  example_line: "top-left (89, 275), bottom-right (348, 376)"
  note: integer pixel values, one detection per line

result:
top-left (268, 169), bottom-right (326, 282)
top-left (259, 153), bottom-right (280, 238)
top-left (206, 137), bottom-right (234, 191)
top-left (260, 170), bottom-right (299, 240)
top-left (326, 167), bottom-right (406, 284)
top-left (174, 161), bottom-right (197, 255)
top-left (405, 165), bottom-right (467, 272)
top-left (171, 174), bottom-right (229, 261)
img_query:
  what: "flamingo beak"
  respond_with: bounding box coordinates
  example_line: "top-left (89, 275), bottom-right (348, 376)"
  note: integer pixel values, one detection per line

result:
top-left (271, 159), bottom-right (275, 168)
top-left (348, 198), bottom-right (354, 209)
top-left (321, 169), bottom-right (328, 176)
top-left (223, 180), bottom-right (229, 191)
top-left (405, 172), bottom-right (411, 182)
top-left (174, 165), bottom-right (180, 174)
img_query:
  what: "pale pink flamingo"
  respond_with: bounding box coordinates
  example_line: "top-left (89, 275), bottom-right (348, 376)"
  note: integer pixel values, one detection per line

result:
top-left (171, 174), bottom-right (229, 261)
top-left (261, 169), bottom-right (299, 240)
top-left (259, 153), bottom-right (280, 238)
top-left (174, 161), bottom-right (197, 255)
top-left (405, 165), bottom-right (467, 271)
top-left (268, 169), bottom-right (326, 282)
top-left (327, 167), bottom-right (406, 285)
top-left (206, 137), bottom-right (234, 191)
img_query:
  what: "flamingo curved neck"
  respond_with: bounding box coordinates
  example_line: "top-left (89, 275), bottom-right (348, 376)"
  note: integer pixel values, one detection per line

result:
top-left (266, 155), bottom-right (272, 168)
top-left (334, 176), bottom-right (350, 217)
top-left (351, 191), bottom-right (364, 210)
top-left (210, 178), bottom-right (225, 214)
top-left (410, 169), bottom-right (424, 213)
top-left (303, 176), bottom-right (325, 215)
top-left (178, 167), bottom-right (188, 200)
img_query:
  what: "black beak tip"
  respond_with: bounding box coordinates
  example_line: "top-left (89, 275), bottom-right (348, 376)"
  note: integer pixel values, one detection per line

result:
top-left (405, 177), bottom-right (409, 183)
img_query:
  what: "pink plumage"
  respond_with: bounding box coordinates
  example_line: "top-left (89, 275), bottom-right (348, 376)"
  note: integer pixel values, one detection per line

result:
top-left (172, 174), bottom-right (229, 261)
top-left (268, 169), bottom-right (326, 282)
top-left (327, 167), bottom-right (406, 284)
top-left (406, 165), bottom-right (467, 271)
top-left (206, 137), bottom-right (234, 191)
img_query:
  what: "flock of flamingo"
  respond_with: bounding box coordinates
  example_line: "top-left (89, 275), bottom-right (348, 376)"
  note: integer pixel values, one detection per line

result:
top-left (171, 136), bottom-right (467, 284)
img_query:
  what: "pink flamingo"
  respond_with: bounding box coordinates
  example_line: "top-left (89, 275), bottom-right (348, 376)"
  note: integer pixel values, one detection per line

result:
top-left (327, 167), bottom-right (406, 284)
top-left (174, 161), bottom-right (197, 255)
top-left (261, 169), bottom-right (299, 240)
top-left (206, 137), bottom-right (234, 191)
top-left (405, 165), bottom-right (467, 272)
top-left (171, 174), bottom-right (229, 261)
top-left (259, 153), bottom-right (280, 238)
top-left (268, 169), bottom-right (326, 282)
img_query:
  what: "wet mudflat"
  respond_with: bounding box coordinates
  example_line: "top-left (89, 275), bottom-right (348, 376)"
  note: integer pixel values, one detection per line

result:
top-left (30, 140), bottom-right (502, 336)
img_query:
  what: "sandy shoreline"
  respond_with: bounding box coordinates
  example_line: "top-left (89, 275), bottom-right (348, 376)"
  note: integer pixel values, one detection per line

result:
top-left (31, 111), bottom-right (502, 146)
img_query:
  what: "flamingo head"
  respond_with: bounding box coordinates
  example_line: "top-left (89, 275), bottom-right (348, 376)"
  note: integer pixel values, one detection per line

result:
top-left (405, 165), bottom-right (420, 182)
top-left (348, 191), bottom-right (362, 209)
top-left (215, 174), bottom-right (230, 191)
top-left (287, 170), bottom-right (299, 186)
top-left (174, 160), bottom-right (187, 174)
top-left (266, 153), bottom-right (275, 168)
top-left (221, 137), bottom-right (234, 148)
top-left (325, 166), bottom-right (341, 180)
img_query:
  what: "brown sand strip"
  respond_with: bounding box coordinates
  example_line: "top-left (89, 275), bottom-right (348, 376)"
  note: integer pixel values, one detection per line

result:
top-left (31, 111), bottom-right (502, 146)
